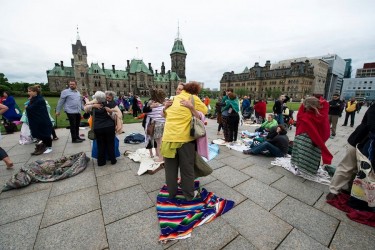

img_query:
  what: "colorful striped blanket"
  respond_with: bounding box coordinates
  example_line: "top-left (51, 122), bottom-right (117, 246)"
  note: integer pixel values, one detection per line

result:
top-left (157, 181), bottom-right (235, 242)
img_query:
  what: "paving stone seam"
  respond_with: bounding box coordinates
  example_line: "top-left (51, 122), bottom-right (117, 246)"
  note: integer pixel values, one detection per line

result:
top-left (98, 182), bottom-right (140, 196)
top-left (33, 186), bottom-right (53, 249)
top-left (102, 203), bottom-right (155, 227)
top-left (327, 220), bottom-right (342, 248)
top-left (39, 208), bottom-right (103, 230)
top-left (93, 163), bottom-right (111, 248)
top-left (0, 183), bottom-right (52, 200)
top-left (273, 226), bottom-right (295, 249)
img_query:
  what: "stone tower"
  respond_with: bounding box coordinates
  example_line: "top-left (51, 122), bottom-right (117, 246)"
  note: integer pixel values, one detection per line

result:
top-left (170, 27), bottom-right (187, 82)
top-left (72, 29), bottom-right (89, 92)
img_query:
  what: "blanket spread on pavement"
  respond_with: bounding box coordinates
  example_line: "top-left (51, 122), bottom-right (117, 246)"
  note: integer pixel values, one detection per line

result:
top-left (2, 152), bottom-right (89, 191)
top-left (157, 180), bottom-right (235, 242)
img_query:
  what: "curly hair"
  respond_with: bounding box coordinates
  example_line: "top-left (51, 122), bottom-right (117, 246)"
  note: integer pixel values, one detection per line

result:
top-left (184, 82), bottom-right (201, 95)
top-left (28, 85), bottom-right (41, 95)
top-left (150, 89), bottom-right (166, 103)
top-left (303, 96), bottom-right (321, 114)
top-left (227, 92), bottom-right (237, 100)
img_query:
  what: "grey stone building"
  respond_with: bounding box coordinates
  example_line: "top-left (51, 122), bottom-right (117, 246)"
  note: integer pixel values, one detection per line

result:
top-left (220, 60), bottom-right (315, 101)
top-left (47, 33), bottom-right (187, 97)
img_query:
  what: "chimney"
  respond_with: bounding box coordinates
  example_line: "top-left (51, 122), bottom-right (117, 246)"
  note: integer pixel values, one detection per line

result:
top-left (127, 60), bottom-right (130, 67)
top-left (112, 65), bottom-right (115, 73)
top-left (155, 70), bottom-right (158, 76)
top-left (102, 63), bottom-right (105, 70)
top-left (161, 62), bottom-right (165, 75)
top-left (71, 58), bottom-right (74, 67)
top-left (255, 62), bottom-right (259, 67)
top-left (60, 61), bottom-right (64, 70)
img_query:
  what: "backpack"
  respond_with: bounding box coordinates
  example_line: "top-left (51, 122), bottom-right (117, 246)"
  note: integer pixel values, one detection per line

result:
top-left (124, 133), bottom-right (145, 144)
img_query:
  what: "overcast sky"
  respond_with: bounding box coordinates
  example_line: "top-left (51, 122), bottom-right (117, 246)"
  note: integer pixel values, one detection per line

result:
top-left (1, 0), bottom-right (374, 89)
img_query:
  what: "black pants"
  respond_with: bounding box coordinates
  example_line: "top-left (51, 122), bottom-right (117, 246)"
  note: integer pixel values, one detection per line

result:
top-left (344, 112), bottom-right (356, 126)
top-left (228, 113), bottom-right (240, 142)
top-left (41, 137), bottom-right (52, 147)
top-left (164, 141), bottom-right (195, 200)
top-left (52, 128), bottom-right (57, 139)
top-left (67, 113), bottom-right (81, 140)
top-left (95, 126), bottom-right (116, 166)
top-left (217, 123), bottom-right (223, 132)
top-left (0, 147), bottom-right (8, 160)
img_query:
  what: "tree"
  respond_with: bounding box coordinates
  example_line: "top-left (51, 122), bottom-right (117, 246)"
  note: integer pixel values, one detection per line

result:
top-left (271, 89), bottom-right (282, 99)
top-left (235, 88), bottom-right (247, 97)
top-left (266, 88), bottom-right (272, 98)
top-left (0, 73), bottom-right (10, 86)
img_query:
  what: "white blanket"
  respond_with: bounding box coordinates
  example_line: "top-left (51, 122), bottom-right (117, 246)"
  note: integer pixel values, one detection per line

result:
top-left (127, 148), bottom-right (164, 175)
top-left (271, 157), bottom-right (331, 185)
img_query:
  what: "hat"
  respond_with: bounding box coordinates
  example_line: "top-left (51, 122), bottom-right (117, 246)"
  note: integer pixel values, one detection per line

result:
top-left (333, 93), bottom-right (340, 97)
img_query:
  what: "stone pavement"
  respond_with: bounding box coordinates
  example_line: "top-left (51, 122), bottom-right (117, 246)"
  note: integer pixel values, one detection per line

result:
top-left (0, 108), bottom-right (374, 250)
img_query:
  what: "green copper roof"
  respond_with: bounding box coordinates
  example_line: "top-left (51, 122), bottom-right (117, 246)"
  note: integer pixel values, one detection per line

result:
top-left (88, 63), bottom-right (105, 75)
top-left (104, 69), bottom-right (128, 80)
top-left (243, 67), bottom-right (249, 73)
top-left (154, 71), bottom-right (180, 82)
top-left (170, 39), bottom-right (187, 55)
top-left (47, 65), bottom-right (74, 77)
top-left (129, 59), bottom-right (153, 75)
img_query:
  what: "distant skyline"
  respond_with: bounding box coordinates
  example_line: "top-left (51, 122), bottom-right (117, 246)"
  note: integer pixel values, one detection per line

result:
top-left (1, 0), bottom-right (374, 89)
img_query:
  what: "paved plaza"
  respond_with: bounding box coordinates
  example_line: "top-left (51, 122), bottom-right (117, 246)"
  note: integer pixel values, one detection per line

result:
top-left (0, 108), bottom-right (374, 249)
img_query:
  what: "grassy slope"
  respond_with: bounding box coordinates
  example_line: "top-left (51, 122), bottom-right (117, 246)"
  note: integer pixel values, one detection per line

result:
top-left (2, 97), bottom-right (301, 132)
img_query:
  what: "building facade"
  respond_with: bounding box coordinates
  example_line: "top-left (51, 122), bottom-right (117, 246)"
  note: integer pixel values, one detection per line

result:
top-left (356, 62), bottom-right (375, 78)
top-left (342, 62), bottom-right (375, 101)
top-left (341, 77), bottom-right (375, 101)
top-left (311, 54), bottom-right (346, 99)
top-left (47, 34), bottom-right (187, 97)
top-left (220, 60), bottom-right (315, 101)
top-left (272, 58), bottom-right (329, 96)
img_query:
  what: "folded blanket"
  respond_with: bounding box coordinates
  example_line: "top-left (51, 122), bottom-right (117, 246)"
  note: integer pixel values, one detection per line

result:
top-left (157, 180), bottom-right (235, 242)
top-left (2, 152), bottom-right (89, 191)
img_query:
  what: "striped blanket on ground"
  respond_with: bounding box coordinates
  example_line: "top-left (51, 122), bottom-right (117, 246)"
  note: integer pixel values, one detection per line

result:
top-left (157, 181), bottom-right (235, 242)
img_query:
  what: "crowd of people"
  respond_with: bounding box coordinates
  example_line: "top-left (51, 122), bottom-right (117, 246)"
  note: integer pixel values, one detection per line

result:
top-left (1, 84), bottom-right (374, 219)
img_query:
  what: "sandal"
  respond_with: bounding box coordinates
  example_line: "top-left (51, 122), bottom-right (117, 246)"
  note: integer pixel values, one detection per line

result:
top-left (53, 137), bottom-right (59, 140)
top-left (6, 162), bottom-right (14, 169)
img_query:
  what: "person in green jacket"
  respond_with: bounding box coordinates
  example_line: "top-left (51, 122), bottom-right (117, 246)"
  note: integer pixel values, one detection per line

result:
top-left (255, 113), bottom-right (278, 133)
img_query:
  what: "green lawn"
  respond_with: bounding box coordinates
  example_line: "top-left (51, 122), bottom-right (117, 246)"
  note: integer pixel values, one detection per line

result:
top-left (0, 97), bottom-right (142, 133)
top-left (2, 97), bottom-right (301, 133)
top-left (207, 99), bottom-right (301, 115)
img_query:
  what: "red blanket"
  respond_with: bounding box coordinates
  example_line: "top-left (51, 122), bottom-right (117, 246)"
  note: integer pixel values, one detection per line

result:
top-left (327, 193), bottom-right (375, 227)
top-left (296, 98), bottom-right (332, 164)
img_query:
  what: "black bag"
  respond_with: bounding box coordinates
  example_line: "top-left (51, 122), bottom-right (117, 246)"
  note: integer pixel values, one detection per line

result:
top-left (194, 153), bottom-right (213, 178)
top-left (3, 120), bottom-right (17, 134)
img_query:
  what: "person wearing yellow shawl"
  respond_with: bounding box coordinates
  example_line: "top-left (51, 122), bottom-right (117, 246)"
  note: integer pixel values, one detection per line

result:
top-left (161, 82), bottom-right (207, 200)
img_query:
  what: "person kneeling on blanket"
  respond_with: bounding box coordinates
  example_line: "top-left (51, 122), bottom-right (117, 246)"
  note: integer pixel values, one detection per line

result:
top-left (243, 125), bottom-right (289, 157)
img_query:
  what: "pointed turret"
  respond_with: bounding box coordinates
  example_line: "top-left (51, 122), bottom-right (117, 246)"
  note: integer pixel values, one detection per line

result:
top-left (170, 24), bottom-right (187, 82)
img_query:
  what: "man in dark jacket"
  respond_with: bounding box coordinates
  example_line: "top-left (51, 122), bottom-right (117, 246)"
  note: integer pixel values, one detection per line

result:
top-left (327, 103), bottom-right (375, 200)
top-left (243, 125), bottom-right (289, 157)
top-left (273, 95), bottom-right (286, 125)
top-left (328, 93), bottom-right (343, 138)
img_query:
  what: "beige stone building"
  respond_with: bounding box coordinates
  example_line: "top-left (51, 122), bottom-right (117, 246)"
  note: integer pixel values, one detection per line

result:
top-left (47, 33), bottom-right (187, 97)
top-left (220, 60), bottom-right (315, 101)
top-left (272, 57), bottom-right (329, 95)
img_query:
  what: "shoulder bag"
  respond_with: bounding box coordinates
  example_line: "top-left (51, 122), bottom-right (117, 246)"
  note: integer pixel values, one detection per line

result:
top-left (88, 109), bottom-right (96, 140)
top-left (189, 95), bottom-right (206, 139)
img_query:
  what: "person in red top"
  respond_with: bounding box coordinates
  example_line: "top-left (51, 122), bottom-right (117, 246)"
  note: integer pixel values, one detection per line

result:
top-left (254, 99), bottom-right (266, 123)
top-left (291, 96), bottom-right (332, 176)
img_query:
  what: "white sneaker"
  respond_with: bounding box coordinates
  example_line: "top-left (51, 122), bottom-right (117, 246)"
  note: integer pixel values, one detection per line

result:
top-left (43, 148), bottom-right (52, 154)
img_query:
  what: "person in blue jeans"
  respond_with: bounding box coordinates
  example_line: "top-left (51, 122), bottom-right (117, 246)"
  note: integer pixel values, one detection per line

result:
top-left (243, 125), bottom-right (289, 157)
